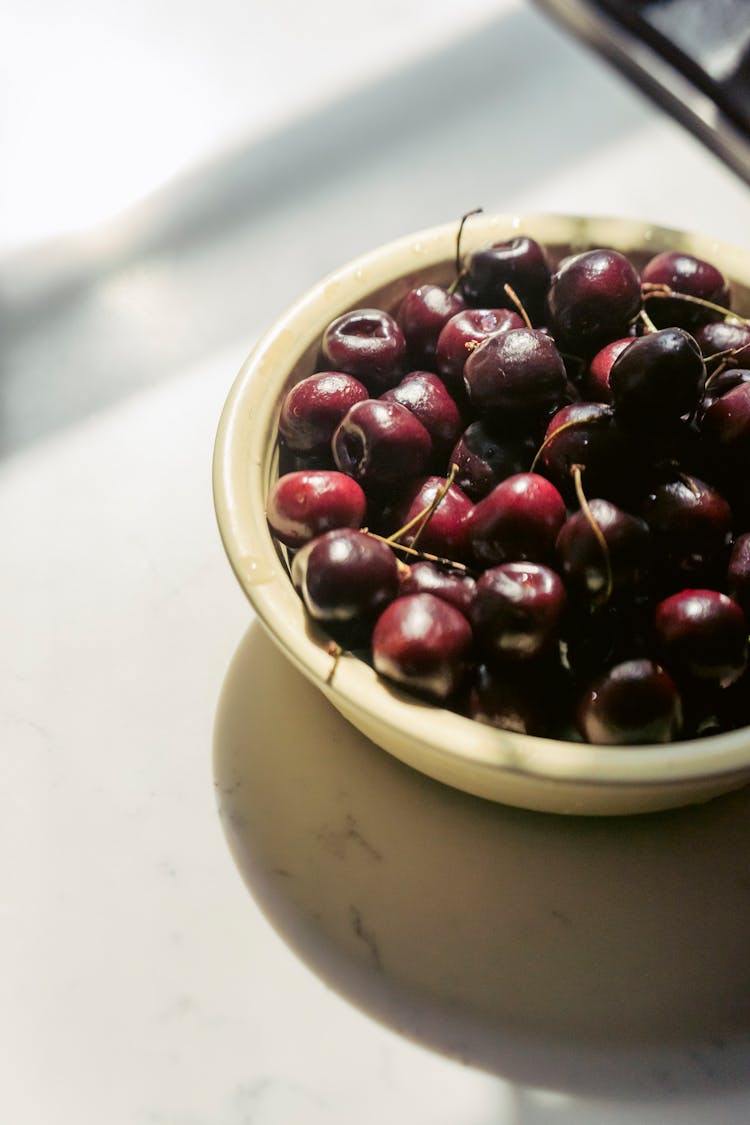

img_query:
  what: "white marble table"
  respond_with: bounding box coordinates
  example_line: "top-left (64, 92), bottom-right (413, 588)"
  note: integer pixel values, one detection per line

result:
top-left (5, 2), bottom-right (750, 1121)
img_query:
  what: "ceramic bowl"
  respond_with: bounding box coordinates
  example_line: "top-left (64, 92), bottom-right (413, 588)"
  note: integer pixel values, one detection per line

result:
top-left (213, 212), bottom-right (750, 816)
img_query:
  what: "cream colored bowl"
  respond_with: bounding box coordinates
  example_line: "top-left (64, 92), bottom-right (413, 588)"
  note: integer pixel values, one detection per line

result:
top-left (213, 213), bottom-right (750, 816)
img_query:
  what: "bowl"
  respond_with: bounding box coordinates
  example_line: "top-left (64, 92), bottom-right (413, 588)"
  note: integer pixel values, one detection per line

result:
top-left (213, 212), bottom-right (750, 816)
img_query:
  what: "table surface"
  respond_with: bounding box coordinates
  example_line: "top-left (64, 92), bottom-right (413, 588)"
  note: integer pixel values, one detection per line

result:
top-left (5, 2), bottom-right (750, 1122)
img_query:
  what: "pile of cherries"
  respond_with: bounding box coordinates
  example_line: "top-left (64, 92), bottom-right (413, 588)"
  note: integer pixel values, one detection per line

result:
top-left (266, 223), bottom-right (750, 745)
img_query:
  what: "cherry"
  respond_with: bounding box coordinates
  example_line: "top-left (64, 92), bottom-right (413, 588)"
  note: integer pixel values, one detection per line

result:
top-left (434, 307), bottom-right (523, 394)
top-left (332, 399), bottom-right (432, 491)
top-left (727, 533), bottom-right (750, 619)
top-left (563, 597), bottom-right (651, 680)
top-left (654, 589), bottom-right (748, 687)
top-left (641, 473), bottom-right (732, 589)
top-left (556, 499), bottom-right (651, 603)
top-left (380, 371), bottom-right (462, 462)
top-left (641, 250), bottom-right (731, 330)
top-left (278, 371), bottom-right (369, 454)
top-left (266, 469), bottom-right (367, 548)
top-left (468, 659), bottom-right (570, 737)
top-left (372, 592), bottom-right (472, 702)
top-left (450, 418), bottom-right (538, 500)
top-left (461, 236), bottom-right (551, 324)
top-left (700, 380), bottom-right (750, 465)
top-left (398, 560), bottom-right (477, 617)
top-left (463, 327), bottom-right (567, 415)
top-left (585, 337), bottom-right (631, 403)
top-left (694, 320), bottom-right (750, 370)
top-left (577, 659), bottom-right (682, 745)
top-left (320, 308), bottom-right (406, 392)
top-left (609, 327), bottom-right (706, 426)
top-left (701, 368), bottom-right (750, 414)
top-left (291, 528), bottom-right (399, 634)
top-left (535, 402), bottom-right (641, 509)
top-left (467, 472), bottom-right (566, 568)
top-left (470, 561), bottom-right (566, 663)
top-left (546, 248), bottom-right (641, 356)
top-left (380, 475), bottom-right (473, 561)
top-left (396, 284), bottom-right (466, 367)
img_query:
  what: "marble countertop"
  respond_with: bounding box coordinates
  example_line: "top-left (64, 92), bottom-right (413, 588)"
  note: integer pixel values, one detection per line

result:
top-left (5, 2), bottom-right (750, 1121)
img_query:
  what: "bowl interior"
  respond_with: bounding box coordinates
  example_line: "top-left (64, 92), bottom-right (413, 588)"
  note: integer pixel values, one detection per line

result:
top-left (213, 213), bottom-right (750, 815)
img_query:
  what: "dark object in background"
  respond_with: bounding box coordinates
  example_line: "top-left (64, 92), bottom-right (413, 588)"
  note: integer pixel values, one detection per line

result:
top-left (533, 0), bottom-right (750, 186)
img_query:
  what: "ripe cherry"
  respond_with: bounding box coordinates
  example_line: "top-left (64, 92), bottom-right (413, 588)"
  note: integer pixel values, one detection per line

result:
top-left (470, 561), bottom-right (566, 663)
top-left (396, 284), bottom-right (466, 367)
top-left (291, 528), bottom-right (400, 635)
top-left (535, 402), bottom-right (640, 509)
top-left (609, 327), bottom-right (706, 426)
top-left (266, 470), bottom-right (366, 548)
top-left (381, 371), bottom-right (462, 462)
top-left (461, 236), bottom-right (551, 324)
top-left (556, 499), bottom-right (651, 603)
top-left (380, 475), bottom-right (473, 562)
top-left (332, 399), bottom-right (432, 491)
top-left (372, 592), bottom-right (473, 702)
top-left (321, 308), bottom-right (406, 392)
top-left (278, 371), bottom-right (370, 455)
top-left (577, 658), bottom-right (683, 744)
top-left (467, 472), bottom-right (566, 567)
top-left (463, 326), bottom-right (567, 415)
top-left (585, 337), bottom-right (631, 403)
top-left (468, 658), bottom-right (570, 737)
top-left (546, 248), bottom-right (641, 356)
top-left (398, 561), bottom-right (477, 617)
top-left (641, 473), bottom-right (732, 589)
top-left (450, 418), bottom-right (538, 500)
top-left (434, 307), bottom-right (523, 393)
top-left (641, 250), bottom-right (730, 330)
top-left (654, 589), bottom-right (748, 687)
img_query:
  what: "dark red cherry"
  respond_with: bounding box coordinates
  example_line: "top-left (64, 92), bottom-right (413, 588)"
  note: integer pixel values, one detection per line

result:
top-left (546, 248), bottom-right (641, 356)
top-left (278, 372), bottom-right (369, 454)
top-left (700, 381), bottom-right (750, 474)
top-left (577, 659), bottom-right (683, 745)
top-left (467, 472), bottom-right (566, 568)
top-left (535, 402), bottom-right (641, 508)
top-left (320, 308), bottom-right (406, 392)
top-left (641, 250), bottom-right (730, 330)
top-left (398, 561), bottom-right (477, 617)
top-left (556, 500), bottom-right (651, 603)
top-left (434, 307), bottom-right (523, 394)
top-left (694, 320), bottom-right (750, 371)
top-left (461, 236), bottom-right (551, 324)
top-left (463, 327), bottom-right (567, 415)
top-left (585, 337), bottom-right (631, 403)
top-left (332, 399), bottom-right (432, 490)
top-left (266, 470), bottom-right (366, 548)
top-left (641, 473), bottom-right (732, 588)
top-left (372, 593), bottom-right (472, 702)
top-left (609, 328), bottom-right (706, 426)
top-left (470, 562), bottom-right (566, 663)
top-left (381, 475), bottom-right (473, 562)
top-left (291, 528), bottom-right (399, 632)
top-left (381, 371), bottom-right (462, 461)
top-left (449, 418), bottom-right (538, 500)
top-left (654, 589), bottom-right (748, 687)
top-left (727, 534), bottom-right (750, 619)
top-left (468, 659), bottom-right (570, 737)
top-left (701, 368), bottom-right (750, 414)
top-left (396, 284), bottom-right (466, 366)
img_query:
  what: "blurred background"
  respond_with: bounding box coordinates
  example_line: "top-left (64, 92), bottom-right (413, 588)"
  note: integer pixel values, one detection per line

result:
top-left (4, 0), bottom-right (750, 455)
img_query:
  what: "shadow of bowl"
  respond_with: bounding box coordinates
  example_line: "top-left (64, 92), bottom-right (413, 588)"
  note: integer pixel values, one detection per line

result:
top-left (214, 621), bottom-right (750, 1098)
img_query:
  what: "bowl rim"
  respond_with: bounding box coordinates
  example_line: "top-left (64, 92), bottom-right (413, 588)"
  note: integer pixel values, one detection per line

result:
top-left (213, 211), bottom-right (750, 796)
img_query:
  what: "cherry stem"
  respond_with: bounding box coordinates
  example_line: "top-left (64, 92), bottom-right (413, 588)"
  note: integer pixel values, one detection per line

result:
top-left (503, 283), bottom-right (532, 329)
top-left (367, 531), bottom-right (470, 574)
top-left (571, 463), bottom-right (613, 606)
top-left (642, 282), bottom-right (748, 325)
top-left (325, 641), bottom-right (343, 685)
top-left (638, 307), bottom-right (658, 334)
top-left (455, 208), bottom-right (483, 278)
top-left (385, 464), bottom-right (459, 549)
